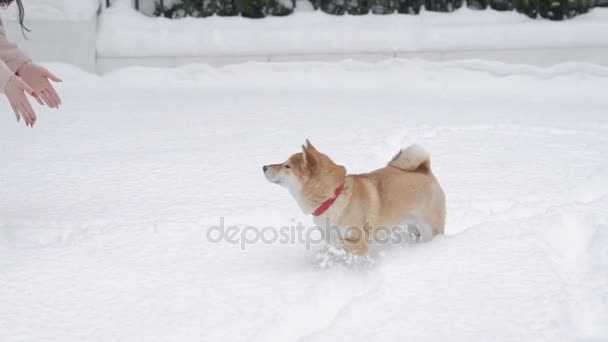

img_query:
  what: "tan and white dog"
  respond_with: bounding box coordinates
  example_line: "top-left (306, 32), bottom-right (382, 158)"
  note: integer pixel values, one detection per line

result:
top-left (263, 140), bottom-right (446, 255)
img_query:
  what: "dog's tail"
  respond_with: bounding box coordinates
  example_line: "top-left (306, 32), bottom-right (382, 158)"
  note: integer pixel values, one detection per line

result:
top-left (388, 144), bottom-right (431, 173)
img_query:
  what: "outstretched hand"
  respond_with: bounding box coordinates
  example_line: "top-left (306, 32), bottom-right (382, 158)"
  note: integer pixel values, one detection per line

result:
top-left (4, 75), bottom-right (39, 127)
top-left (17, 62), bottom-right (62, 109)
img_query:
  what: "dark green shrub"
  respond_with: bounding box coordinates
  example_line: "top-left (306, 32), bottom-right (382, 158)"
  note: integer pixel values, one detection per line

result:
top-left (156, 0), bottom-right (240, 17)
top-left (426, 0), bottom-right (461, 11)
top-left (346, 0), bottom-right (370, 14)
top-left (466, 0), bottom-right (488, 9)
top-left (156, 0), bottom-right (214, 17)
top-left (514, 0), bottom-right (538, 17)
top-left (539, 0), bottom-right (563, 19)
top-left (397, 0), bottom-right (424, 13)
top-left (370, 0), bottom-right (396, 13)
top-left (576, 0), bottom-right (597, 12)
top-left (156, 0), bottom-right (602, 19)
top-left (241, 0), bottom-right (266, 17)
top-left (489, 0), bottom-right (513, 10)
top-left (267, 0), bottom-right (295, 15)
top-left (217, 0), bottom-right (239, 16)
top-left (321, 0), bottom-right (347, 14)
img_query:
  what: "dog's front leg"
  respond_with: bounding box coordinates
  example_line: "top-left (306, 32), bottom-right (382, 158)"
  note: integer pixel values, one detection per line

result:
top-left (342, 226), bottom-right (369, 255)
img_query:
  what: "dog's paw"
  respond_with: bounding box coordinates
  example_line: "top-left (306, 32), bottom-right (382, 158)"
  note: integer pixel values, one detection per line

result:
top-left (314, 243), bottom-right (375, 269)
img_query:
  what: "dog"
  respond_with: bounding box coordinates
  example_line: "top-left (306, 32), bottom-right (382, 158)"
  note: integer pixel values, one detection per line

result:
top-left (263, 140), bottom-right (445, 255)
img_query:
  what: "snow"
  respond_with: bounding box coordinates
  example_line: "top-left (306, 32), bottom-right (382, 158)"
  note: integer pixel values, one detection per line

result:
top-left (0, 0), bottom-right (99, 21)
top-left (1, 59), bottom-right (607, 341)
top-left (97, 2), bottom-right (608, 58)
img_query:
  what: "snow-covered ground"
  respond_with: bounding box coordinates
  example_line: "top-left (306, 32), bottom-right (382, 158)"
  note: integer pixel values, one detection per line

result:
top-left (1, 59), bottom-right (607, 341)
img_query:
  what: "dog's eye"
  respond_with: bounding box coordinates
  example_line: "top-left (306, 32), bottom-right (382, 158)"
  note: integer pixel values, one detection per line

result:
top-left (284, 164), bottom-right (291, 169)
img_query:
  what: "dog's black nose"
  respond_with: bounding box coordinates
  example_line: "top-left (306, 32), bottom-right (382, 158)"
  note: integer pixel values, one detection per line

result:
top-left (263, 165), bottom-right (268, 172)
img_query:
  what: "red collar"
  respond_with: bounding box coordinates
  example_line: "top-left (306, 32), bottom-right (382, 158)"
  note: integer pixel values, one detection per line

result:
top-left (312, 182), bottom-right (345, 217)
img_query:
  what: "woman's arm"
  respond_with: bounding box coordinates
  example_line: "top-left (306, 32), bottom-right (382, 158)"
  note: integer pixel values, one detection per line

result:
top-left (0, 17), bottom-right (38, 126)
top-left (0, 58), bottom-right (12, 93)
top-left (0, 17), bottom-right (30, 93)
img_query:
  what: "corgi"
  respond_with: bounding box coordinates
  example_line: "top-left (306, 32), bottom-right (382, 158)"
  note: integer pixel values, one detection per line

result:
top-left (263, 140), bottom-right (446, 255)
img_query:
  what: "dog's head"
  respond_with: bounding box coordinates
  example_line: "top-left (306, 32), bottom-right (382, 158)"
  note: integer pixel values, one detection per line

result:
top-left (263, 140), bottom-right (346, 213)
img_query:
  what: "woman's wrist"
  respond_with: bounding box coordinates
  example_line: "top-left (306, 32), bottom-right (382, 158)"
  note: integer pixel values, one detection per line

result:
top-left (0, 62), bottom-right (13, 93)
top-left (15, 60), bottom-right (32, 77)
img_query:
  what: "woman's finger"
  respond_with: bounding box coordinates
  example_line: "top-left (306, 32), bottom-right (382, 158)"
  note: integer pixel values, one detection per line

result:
top-left (10, 103), bottom-right (20, 122)
top-left (47, 86), bottom-right (60, 107)
top-left (15, 76), bottom-right (40, 101)
top-left (14, 97), bottom-right (30, 124)
top-left (39, 90), bottom-right (54, 108)
top-left (43, 68), bottom-right (63, 83)
top-left (17, 105), bottom-right (30, 126)
top-left (19, 98), bottom-right (37, 126)
top-left (33, 91), bottom-right (45, 106)
top-left (17, 102), bottom-right (32, 126)
top-left (47, 85), bottom-right (62, 107)
top-left (15, 76), bottom-right (34, 93)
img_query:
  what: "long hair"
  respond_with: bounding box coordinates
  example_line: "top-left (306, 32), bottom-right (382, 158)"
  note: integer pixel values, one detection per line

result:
top-left (15, 0), bottom-right (29, 33)
top-left (0, 0), bottom-right (29, 33)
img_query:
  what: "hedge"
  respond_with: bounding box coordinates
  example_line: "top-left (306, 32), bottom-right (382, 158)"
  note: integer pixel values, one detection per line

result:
top-left (156, 0), bottom-right (608, 19)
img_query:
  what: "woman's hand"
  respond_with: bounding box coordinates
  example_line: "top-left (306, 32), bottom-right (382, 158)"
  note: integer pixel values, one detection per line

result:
top-left (4, 75), bottom-right (40, 127)
top-left (17, 62), bottom-right (62, 109)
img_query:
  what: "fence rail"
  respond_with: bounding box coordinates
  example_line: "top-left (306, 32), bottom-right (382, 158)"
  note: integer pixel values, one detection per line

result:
top-left (103, 0), bottom-right (608, 20)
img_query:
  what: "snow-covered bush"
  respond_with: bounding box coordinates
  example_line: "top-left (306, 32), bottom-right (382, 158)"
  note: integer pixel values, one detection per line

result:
top-left (154, 0), bottom-right (606, 18)
top-left (155, 0), bottom-right (239, 17)
top-left (156, 0), bottom-right (293, 17)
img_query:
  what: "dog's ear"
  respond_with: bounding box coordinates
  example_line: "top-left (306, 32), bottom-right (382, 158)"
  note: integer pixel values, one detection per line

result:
top-left (305, 139), bottom-right (318, 153)
top-left (301, 144), bottom-right (308, 164)
top-left (302, 143), bottom-right (317, 168)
